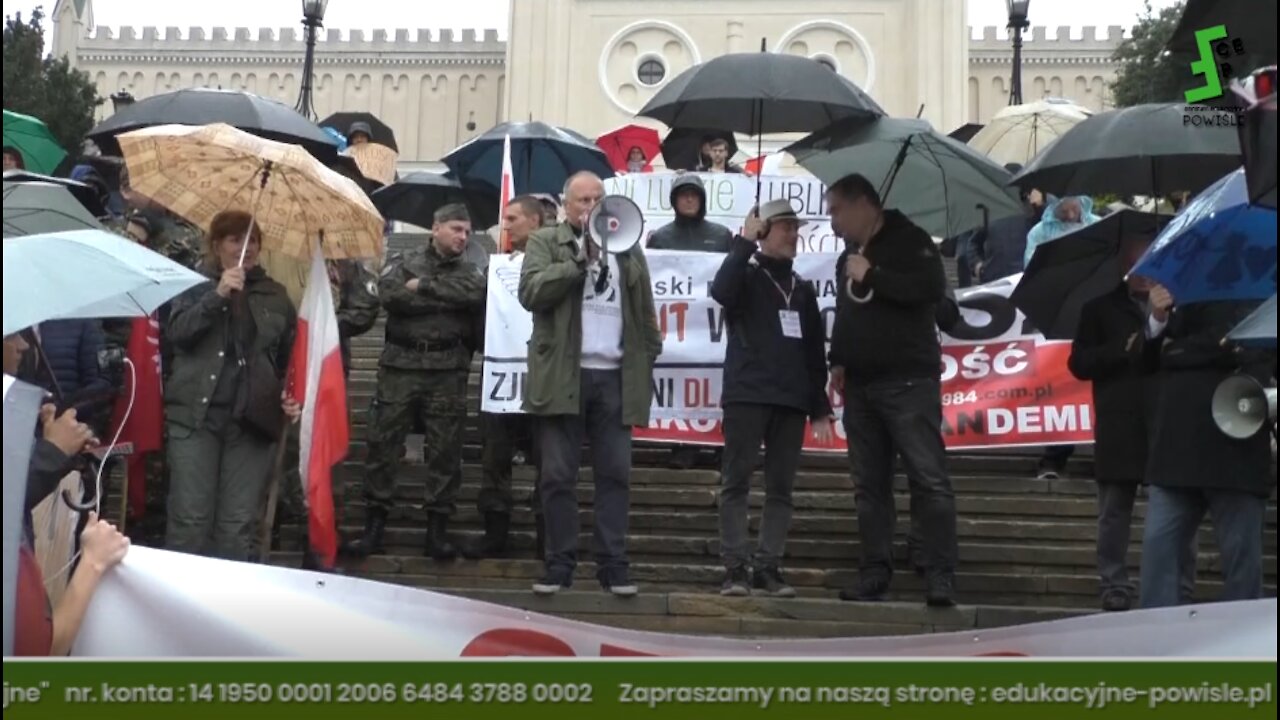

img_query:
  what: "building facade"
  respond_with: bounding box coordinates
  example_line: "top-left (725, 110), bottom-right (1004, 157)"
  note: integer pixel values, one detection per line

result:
top-left (52, 0), bottom-right (1124, 165)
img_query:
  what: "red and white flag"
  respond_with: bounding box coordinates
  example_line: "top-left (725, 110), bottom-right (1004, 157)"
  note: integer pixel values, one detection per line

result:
top-left (285, 251), bottom-right (349, 568)
top-left (498, 133), bottom-right (514, 252)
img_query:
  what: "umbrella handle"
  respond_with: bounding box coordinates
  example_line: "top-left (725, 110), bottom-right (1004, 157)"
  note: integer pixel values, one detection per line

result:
top-left (239, 162), bottom-right (273, 268)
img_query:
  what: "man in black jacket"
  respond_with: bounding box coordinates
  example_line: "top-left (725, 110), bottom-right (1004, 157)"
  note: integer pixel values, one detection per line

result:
top-left (648, 174), bottom-right (733, 470)
top-left (825, 174), bottom-right (958, 607)
top-left (647, 175), bottom-right (733, 253)
top-left (1139, 286), bottom-right (1272, 608)
top-left (1066, 237), bottom-right (1193, 611)
top-left (710, 200), bottom-right (834, 597)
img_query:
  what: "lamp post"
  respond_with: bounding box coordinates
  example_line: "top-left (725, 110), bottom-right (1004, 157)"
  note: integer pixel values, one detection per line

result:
top-left (1007, 0), bottom-right (1030, 106)
top-left (110, 90), bottom-right (135, 113)
top-left (295, 0), bottom-right (329, 120)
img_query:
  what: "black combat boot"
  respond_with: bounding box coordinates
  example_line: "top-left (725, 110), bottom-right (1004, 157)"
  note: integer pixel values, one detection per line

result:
top-left (425, 513), bottom-right (458, 561)
top-left (341, 505), bottom-right (387, 558)
top-left (463, 512), bottom-right (511, 559)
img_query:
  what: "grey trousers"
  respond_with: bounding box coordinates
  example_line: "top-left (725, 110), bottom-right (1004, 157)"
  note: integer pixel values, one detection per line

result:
top-left (718, 403), bottom-right (807, 570)
top-left (1097, 482), bottom-right (1198, 599)
top-left (538, 369), bottom-right (632, 573)
top-left (166, 420), bottom-right (275, 561)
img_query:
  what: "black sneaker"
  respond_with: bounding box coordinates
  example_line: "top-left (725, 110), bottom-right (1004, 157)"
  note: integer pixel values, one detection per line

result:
top-left (532, 566), bottom-right (573, 596)
top-left (720, 567), bottom-right (751, 597)
top-left (598, 566), bottom-right (638, 598)
top-left (925, 574), bottom-right (957, 607)
top-left (839, 574), bottom-right (890, 602)
top-left (752, 566), bottom-right (797, 598)
top-left (1101, 588), bottom-right (1132, 612)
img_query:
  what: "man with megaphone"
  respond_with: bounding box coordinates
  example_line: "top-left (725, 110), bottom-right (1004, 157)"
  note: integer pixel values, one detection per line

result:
top-left (1138, 286), bottom-right (1273, 609)
top-left (518, 171), bottom-right (662, 598)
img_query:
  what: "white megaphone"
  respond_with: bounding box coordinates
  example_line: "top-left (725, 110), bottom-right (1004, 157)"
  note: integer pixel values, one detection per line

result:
top-left (587, 195), bottom-right (646, 256)
top-left (1212, 375), bottom-right (1278, 439)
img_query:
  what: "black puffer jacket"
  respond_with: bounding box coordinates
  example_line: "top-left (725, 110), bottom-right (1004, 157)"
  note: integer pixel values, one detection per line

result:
top-left (646, 175), bottom-right (733, 253)
top-left (18, 320), bottom-right (113, 427)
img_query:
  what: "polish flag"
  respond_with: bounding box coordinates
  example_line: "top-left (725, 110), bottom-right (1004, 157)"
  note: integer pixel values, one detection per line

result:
top-left (109, 314), bottom-right (163, 522)
top-left (499, 133), bottom-right (514, 252)
top-left (744, 153), bottom-right (784, 176)
top-left (285, 251), bottom-right (348, 568)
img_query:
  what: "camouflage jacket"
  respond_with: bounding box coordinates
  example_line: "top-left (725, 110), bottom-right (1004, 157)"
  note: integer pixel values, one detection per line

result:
top-left (328, 259), bottom-right (381, 373)
top-left (378, 236), bottom-right (486, 372)
top-left (104, 208), bottom-right (204, 270)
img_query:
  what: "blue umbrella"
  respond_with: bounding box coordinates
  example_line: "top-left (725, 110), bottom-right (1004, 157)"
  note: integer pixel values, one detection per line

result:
top-left (321, 126), bottom-right (349, 153)
top-left (1130, 168), bottom-right (1277, 304)
top-left (443, 121), bottom-right (614, 196)
top-left (1225, 294), bottom-right (1277, 348)
top-left (3, 229), bottom-right (207, 336)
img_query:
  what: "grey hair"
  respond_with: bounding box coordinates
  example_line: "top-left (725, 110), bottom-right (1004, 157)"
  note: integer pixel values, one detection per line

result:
top-left (562, 171), bottom-right (604, 200)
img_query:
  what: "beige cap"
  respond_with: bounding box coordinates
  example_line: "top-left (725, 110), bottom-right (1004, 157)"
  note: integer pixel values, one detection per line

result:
top-left (758, 198), bottom-right (808, 227)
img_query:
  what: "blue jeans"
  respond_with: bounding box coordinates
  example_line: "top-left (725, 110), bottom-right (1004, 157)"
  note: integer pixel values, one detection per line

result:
top-left (1139, 486), bottom-right (1265, 608)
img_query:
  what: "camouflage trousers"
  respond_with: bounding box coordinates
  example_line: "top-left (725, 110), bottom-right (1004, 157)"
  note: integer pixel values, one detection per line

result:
top-left (364, 367), bottom-right (468, 516)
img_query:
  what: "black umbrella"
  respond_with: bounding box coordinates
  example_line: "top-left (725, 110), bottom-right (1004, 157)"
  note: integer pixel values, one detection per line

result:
top-left (1012, 209), bottom-right (1172, 339)
top-left (319, 111), bottom-right (398, 153)
top-left (660, 127), bottom-right (739, 171)
top-left (637, 51), bottom-right (883, 134)
top-left (442, 121), bottom-right (614, 197)
top-left (1009, 103), bottom-right (1242, 198)
top-left (947, 123), bottom-right (985, 144)
top-left (2, 170), bottom-right (106, 218)
top-left (1239, 93), bottom-right (1276, 208)
top-left (87, 88), bottom-right (341, 161)
top-left (639, 50), bottom-right (883, 199)
top-left (371, 170), bottom-right (498, 230)
top-left (1166, 0), bottom-right (1276, 76)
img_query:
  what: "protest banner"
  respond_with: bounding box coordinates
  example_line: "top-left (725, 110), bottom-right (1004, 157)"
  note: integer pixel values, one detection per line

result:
top-left (483, 252), bottom-right (1093, 452)
top-left (604, 173), bottom-right (841, 253)
top-left (70, 546), bottom-right (1277, 658)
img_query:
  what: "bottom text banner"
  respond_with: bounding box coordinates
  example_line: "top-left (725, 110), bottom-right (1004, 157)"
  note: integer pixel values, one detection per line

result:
top-left (2, 661), bottom-right (1275, 720)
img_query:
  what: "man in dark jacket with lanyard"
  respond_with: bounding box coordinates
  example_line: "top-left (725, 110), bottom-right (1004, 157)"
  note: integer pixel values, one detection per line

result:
top-left (710, 199), bottom-right (834, 598)
top-left (825, 174), bottom-right (958, 607)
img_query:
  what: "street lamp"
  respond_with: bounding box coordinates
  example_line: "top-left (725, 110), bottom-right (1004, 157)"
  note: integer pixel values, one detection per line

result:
top-left (110, 90), bottom-right (135, 113)
top-left (295, 0), bottom-right (329, 120)
top-left (1007, 0), bottom-right (1030, 106)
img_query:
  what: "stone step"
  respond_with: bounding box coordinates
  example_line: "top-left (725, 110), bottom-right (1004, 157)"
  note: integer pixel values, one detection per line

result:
top-left (265, 553), bottom-right (1276, 611)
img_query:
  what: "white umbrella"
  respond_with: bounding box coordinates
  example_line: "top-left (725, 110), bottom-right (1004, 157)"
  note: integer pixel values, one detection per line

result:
top-left (3, 229), bottom-right (207, 336)
top-left (968, 98), bottom-right (1092, 167)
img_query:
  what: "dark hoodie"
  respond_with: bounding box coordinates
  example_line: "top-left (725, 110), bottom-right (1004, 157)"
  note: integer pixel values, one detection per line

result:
top-left (646, 175), bottom-right (733, 252)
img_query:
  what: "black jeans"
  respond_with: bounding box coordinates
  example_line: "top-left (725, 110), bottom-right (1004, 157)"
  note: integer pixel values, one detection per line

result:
top-left (843, 377), bottom-right (957, 580)
top-left (537, 369), bottom-right (632, 574)
top-left (718, 403), bottom-right (807, 570)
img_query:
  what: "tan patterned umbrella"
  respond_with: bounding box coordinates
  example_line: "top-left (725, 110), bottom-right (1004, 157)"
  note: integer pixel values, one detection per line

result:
top-left (117, 123), bottom-right (384, 260)
top-left (344, 142), bottom-right (398, 186)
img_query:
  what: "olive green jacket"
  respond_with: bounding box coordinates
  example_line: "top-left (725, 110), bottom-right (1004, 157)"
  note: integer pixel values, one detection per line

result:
top-left (518, 223), bottom-right (662, 426)
top-left (163, 268), bottom-right (296, 436)
top-left (378, 237), bottom-right (487, 372)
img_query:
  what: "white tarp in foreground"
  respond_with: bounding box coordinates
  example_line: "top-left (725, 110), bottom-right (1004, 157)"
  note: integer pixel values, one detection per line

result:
top-left (74, 548), bottom-right (1277, 658)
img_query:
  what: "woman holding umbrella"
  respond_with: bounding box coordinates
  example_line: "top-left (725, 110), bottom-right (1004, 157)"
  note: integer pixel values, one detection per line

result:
top-left (163, 210), bottom-right (299, 562)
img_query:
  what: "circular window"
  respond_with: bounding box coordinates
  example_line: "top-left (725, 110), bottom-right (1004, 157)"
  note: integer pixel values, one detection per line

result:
top-left (637, 58), bottom-right (667, 86)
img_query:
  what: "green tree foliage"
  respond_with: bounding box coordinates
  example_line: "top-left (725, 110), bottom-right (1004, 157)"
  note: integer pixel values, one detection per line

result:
top-left (1110, 1), bottom-right (1193, 107)
top-left (3, 7), bottom-right (101, 159)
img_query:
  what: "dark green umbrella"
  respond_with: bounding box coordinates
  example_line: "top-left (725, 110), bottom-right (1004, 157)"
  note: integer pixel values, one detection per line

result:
top-left (2, 110), bottom-right (68, 175)
top-left (786, 116), bottom-right (1023, 239)
top-left (2, 181), bottom-right (103, 238)
top-left (1008, 103), bottom-right (1242, 198)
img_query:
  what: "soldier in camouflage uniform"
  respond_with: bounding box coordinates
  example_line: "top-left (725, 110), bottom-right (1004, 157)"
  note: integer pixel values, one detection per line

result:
top-left (346, 203), bottom-right (486, 561)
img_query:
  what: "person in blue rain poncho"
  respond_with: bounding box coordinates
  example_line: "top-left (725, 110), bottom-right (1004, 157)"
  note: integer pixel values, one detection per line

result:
top-left (1023, 195), bottom-right (1101, 268)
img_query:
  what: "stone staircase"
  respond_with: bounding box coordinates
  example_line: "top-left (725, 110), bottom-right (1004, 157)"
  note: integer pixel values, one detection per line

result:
top-left (264, 325), bottom-right (1278, 638)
